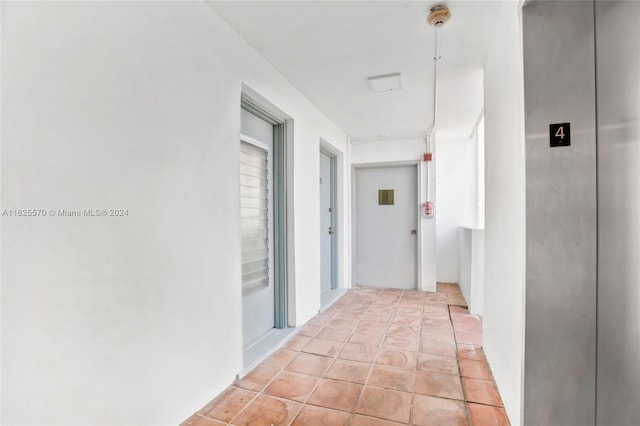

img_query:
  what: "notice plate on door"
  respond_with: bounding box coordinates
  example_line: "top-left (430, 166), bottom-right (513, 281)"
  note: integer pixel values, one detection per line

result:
top-left (549, 123), bottom-right (571, 147)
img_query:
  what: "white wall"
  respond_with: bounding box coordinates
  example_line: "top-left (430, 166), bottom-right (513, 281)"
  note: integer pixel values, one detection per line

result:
top-left (482, 2), bottom-right (526, 425)
top-left (435, 138), bottom-right (478, 282)
top-left (1, 2), bottom-right (348, 424)
top-left (458, 228), bottom-right (484, 316)
top-left (351, 138), bottom-right (436, 291)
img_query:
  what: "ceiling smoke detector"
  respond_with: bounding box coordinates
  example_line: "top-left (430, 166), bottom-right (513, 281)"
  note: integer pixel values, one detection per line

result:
top-left (427, 5), bottom-right (451, 27)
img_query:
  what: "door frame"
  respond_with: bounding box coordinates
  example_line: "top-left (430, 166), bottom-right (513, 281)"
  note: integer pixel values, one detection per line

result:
top-left (319, 147), bottom-right (338, 294)
top-left (241, 89), bottom-right (292, 332)
top-left (351, 161), bottom-right (423, 290)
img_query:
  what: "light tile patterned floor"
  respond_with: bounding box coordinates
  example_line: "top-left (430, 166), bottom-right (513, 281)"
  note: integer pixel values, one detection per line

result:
top-left (183, 284), bottom-right (510, 426)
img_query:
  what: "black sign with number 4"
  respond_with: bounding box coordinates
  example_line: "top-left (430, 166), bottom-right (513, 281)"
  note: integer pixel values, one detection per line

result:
top-left (550, 122), bottom-right (571, 147)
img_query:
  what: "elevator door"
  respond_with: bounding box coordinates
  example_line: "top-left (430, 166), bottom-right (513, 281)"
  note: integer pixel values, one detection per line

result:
top-left (595, 1), bottom-right (640, 423)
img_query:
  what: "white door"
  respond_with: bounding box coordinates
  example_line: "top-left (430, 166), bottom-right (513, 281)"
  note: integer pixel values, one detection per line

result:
top-left (355, 165), bottom-right (417, 289)
top-left (240, 109), bottom-right (275, 347)
top-left (320, 151), bottom-right (334, 296)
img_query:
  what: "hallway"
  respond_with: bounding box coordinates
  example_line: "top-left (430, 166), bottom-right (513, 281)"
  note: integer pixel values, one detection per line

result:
top-left (184, 285), bottom-right (508, 425)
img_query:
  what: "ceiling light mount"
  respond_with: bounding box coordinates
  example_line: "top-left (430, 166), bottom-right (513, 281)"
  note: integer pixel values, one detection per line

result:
top-left (367, 73), bottom-right (403, 92)
top-left (427, 5), bottom-right (451, 27)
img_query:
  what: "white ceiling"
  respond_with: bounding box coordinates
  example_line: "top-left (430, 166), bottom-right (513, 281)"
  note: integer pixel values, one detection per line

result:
top-left (208, 1), bottom-right (500, 142)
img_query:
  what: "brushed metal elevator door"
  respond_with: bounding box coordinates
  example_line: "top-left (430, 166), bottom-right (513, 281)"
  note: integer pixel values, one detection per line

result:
top-left (595, 1), bottom-right (640, 424)
top-left (523, 2), bottom-right (598, 425)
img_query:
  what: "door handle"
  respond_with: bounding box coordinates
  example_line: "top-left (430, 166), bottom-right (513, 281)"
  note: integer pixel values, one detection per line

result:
top-left (411, 229), bottom-right (417, 235)
top-left (328, 227), bottom-right (335, 235)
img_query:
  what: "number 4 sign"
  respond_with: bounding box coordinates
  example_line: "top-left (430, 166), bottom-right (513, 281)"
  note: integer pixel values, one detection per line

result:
top-left (550, 122), bottom-right (571, 147)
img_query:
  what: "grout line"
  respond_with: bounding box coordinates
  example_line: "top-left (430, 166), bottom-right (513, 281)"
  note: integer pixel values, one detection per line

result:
top-left (448, 303), bottom-right (473, 426)
top-left (349, 288), bottom-right (401, 425)
top-left (405, 289), bottom-right (428, 426)
top-left (285, 289), bottom-right (367, 426)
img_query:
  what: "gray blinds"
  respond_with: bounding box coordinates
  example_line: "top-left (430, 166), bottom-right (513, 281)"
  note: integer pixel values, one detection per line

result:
top-left (240, 141), bottom-right (270, 290)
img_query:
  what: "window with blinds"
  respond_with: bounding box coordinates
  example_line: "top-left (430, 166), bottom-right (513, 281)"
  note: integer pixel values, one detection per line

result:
top-left (240, 141), bottom-right (270, 290)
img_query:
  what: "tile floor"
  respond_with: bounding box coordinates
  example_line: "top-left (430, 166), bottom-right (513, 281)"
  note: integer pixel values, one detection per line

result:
top-left (183, 284), bottom-right (509, 426)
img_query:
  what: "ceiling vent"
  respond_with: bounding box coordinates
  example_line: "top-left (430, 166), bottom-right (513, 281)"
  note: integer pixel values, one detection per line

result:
top-left (367, 73), bottom-right (403, 92)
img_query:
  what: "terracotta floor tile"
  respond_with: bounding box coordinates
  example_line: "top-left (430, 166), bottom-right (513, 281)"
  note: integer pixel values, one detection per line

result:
top-left (387, 324), bottom-right (420, 337)
top-left (391, 316), bottom-right (421, 328)
top-left (285, 352), bottom-right (332, 377)
top-left (364, 312), bottom-right (393, 322)
top-left (437, 282), bottom-right (461, 293)
top-left (350, 331), bottom-right (384, 345)
top-left (459, 358), bottom-right (492, 380)
top-left (422, 318), bottom-right (453, 334)
top-left (383, 335), bottom-right (418, 351)
top-left (232, 394), bottom-right (301, 426)
top-left (415, 370), bottom-right (464, 400)
top-left (283, 335), bottom-right (312, 352)
top-left (351, 415), bottom-right (405, 426)
top-left (456, 330), bottom-right (483, 346)
top-left (264, 371), bottom-right (319, 402)
top-left (307, 378), bottom-right (363, 412)
top-left (423, 310), bottom-right (450, 320)
top-left (356, 322), bottom-right (388, 336)
top-left (450, 306), bottom-right (469, 315)
top-left (302, 338), bottom-right (341, 357)
top-left (468, 403), bottom-right (511, 426)
top-left (291, 405), bottom-right (350, 426)
top-left (298, 324), bottom-right (323, 338)
top-left (457, 344), bottom-right (485, 361)
top-left (424, 305), bottom-right (450, 315)
top-left (235, 365), bottom-right (280, 392)
top-left (446, 292), bottom-right (468, 306)
top-left (411, 394), bottom-right (467, 426)
top-left (317, 326), bottom-right (352, 342)
top-left (262, 349), bottom-right (297, 370)
top-left (198, 387), bottom-right (257, 423)
top-left (420, 329), bottom-right (456, 344)
top-left (183, 287), bottom-right (510, 426)
top-left (423, 294), bottom-right (447, 304)
top-left (418, 338), bottom-right (457, 357)
top-left (422, 317), bottom-right (452, 326)
top-left (416, 352), bottom-right (459, 375)
top-left (452, 318), bottom-right (483, 336)
top-left (341, 308), bottom-right (368, 315)
top-left (355, 386), bottom-right (412, 424)
top-left (463, 377), bottom-right (503, 406)
top-left (396, 302), bottom-right (422, 318)
top-left (335, 310), bottom-right (366, 321)
top-left (181, 414), bottom-right (225, 425)
top-left (328, 318), bottom-right (359, 330)
top-left (368, 365), bottom-right (415, 392)
top-left (376, 348), bottom-right (416, 370)
top-left (306, 318), bottom-right (330, 329)
top-left (339, 343), bottom-right (379, 363)
top-left (324, 358), bottom-right (371, 384)
top-left (368, 306), bottom-right (395, 315)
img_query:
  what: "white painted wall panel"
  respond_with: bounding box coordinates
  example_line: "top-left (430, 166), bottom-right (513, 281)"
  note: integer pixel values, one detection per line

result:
top-left (482, 2), bottom-right (526, 425)
top-left (0, 2), bottom-right (347, 424)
